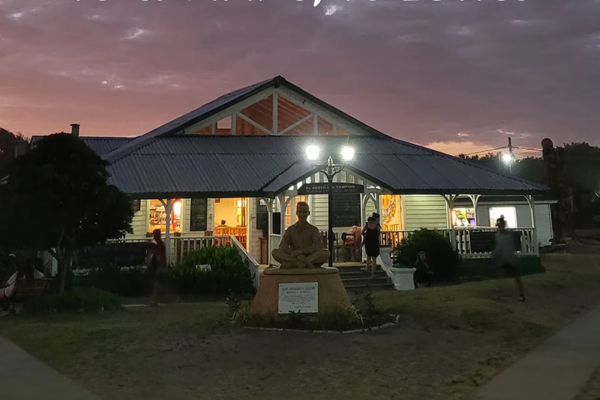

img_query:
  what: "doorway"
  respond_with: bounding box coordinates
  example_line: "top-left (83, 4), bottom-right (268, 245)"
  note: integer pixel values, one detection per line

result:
top-left (214, 197), bottom-right (248, 248)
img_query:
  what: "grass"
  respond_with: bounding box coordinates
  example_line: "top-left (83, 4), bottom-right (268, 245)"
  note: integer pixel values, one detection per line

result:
top-left (1, 254), bottom-right (600, 400)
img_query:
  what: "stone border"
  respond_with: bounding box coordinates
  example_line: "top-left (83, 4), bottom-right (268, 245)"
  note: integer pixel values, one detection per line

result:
top-left (242, 314), bottom-right (400, 334)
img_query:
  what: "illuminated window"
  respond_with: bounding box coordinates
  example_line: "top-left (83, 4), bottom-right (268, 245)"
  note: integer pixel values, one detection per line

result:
top-left (148, 199), bottom-right (183, 233)
top-left (236, 198), bottom-right (247, 226)
top-left (452, 208), bottom-right (475, 227)
top-left (489, 207), bottom-right (517, 228)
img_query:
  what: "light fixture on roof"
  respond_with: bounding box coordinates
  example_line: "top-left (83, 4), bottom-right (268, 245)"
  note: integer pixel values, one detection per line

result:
top-left (341, 145), bottom-right (355, 162)
top-left (306, 144), bottom-right (320, 161)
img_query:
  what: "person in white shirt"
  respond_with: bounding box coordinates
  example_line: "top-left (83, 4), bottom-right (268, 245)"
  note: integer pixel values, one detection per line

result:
top-left (493, 217), bottom-right (526, 303)
top-left (0, 259), bottom-right (45, 301)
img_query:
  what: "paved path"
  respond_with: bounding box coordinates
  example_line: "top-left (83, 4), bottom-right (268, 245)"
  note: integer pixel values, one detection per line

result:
top-left (0, 337), bottom-right (99, 400)
top-left (475, 306), bottom-right (600, 400)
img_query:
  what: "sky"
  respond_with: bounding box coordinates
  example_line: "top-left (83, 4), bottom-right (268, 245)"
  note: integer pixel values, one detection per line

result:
top-left (0, 0), bottom-right (599, 158)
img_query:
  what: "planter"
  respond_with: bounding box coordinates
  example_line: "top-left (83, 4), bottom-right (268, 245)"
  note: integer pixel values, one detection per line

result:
top-left (389, 267), bottom-right (416, 291)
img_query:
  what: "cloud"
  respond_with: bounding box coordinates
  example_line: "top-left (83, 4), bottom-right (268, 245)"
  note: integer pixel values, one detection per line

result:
top-left (0, 0), bottom-right (598, 148)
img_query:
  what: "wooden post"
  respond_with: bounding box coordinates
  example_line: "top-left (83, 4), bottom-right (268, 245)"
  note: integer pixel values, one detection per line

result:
top-left (526, 195), bottom-right (539, 255)
top-left (443, 195), bottom-right (458, 250)
top-left (468, 195), bottom-right (481, 227)
top-left (160, 199), bottom-right (173, 263)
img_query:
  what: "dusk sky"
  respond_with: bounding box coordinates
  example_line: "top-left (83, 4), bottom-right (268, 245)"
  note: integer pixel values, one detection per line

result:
top-left (1, 0), bottom-right (599, 157)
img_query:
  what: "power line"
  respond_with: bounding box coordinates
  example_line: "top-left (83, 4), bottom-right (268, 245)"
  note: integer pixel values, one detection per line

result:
top-left (455, 146), bottom-right (507, 157)
top-left (514, 146), bottom-right (542, 152)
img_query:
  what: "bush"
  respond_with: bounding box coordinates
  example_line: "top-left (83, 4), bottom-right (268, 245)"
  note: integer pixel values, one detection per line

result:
top-left (24, 287), bottom-right (121, 314)
top-left (169, 245), bottom-right (254, 296)
top-left (76, 265), bottom-right (151, 297)
top-left (394, 229), bottom-right (461, 282)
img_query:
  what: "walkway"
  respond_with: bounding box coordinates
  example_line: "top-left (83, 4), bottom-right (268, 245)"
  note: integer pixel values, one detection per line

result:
top-left (474, 305), bottom-right (600, 400)
top-left (0, 337), bottom-right (99, 400)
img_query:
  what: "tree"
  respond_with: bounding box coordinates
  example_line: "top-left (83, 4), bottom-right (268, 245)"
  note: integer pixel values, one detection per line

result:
top-left (0, 133), bottom-right (133, 292)
top-left (0, 128), bottom-right (27, 178)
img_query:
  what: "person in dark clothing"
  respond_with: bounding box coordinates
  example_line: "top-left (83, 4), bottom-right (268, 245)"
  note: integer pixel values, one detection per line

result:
top-left (147, 229), bottom-right (167, 307)
top-left (362, 213), bottom-right (381, 278)
top-left (414, 251), bottom-right (434, 288)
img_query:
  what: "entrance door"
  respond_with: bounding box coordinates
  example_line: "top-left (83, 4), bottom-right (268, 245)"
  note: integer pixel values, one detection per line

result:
top-left (214, 198), bottom-right (248, 249)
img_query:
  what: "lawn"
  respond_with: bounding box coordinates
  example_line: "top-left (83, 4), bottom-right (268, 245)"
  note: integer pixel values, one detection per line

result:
top-left (1, 254), bottom-right (600, 400)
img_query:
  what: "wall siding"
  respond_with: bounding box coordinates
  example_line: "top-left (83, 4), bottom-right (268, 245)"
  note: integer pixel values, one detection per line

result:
top-left (126, 200), bottom-right (149, 239)
top-left (404, 195), bottom-right (448, 231)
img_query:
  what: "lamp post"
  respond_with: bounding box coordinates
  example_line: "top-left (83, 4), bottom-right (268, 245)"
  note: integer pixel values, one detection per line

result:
top-left (306, 144), bottom-right (355, 267)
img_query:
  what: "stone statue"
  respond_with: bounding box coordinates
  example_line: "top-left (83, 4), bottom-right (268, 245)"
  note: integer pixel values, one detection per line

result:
top-left (272, 201), bottom-right (330, 269)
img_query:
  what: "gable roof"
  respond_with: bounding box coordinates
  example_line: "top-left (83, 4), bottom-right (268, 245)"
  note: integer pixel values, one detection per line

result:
top-left (103, 75), bottom-right (388, 163)
top-left (103, 136), bottom-right (548, 198)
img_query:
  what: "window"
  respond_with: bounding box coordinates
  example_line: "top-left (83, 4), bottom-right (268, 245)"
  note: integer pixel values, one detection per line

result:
top-left (489, 207), bottom-right (517, 228)
top-left (236, 198), bottom-right (247, 226)
top-left (148, 199), bottom-right (183, 233)
top-left (452, 208), bottom-right (475, 227)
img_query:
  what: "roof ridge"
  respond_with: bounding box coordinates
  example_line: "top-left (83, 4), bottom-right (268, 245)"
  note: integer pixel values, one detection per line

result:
top-left (103, 76), bottom-right (282, 163)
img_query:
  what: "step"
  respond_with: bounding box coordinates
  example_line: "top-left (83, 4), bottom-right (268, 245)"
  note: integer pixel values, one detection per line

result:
top-left (344, 282), bottom-right (395, 292)
top-left (338, 270), bottom-right (387, 279)
top-left (336, 265), bottom-right (384, 273)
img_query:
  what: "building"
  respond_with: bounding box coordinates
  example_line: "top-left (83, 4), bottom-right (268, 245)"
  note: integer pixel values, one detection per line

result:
top-left (32, 76), bottom-right (551, 267)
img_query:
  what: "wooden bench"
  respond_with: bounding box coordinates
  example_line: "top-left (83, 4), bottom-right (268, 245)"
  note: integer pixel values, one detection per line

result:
top-left (2, 279), bottom-right (51, 314)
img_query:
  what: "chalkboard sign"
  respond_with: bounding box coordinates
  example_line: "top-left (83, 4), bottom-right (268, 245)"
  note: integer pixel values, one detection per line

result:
top-left (470, 231), bottom-right (522, 253)
top-left (190, 198), bottom-right (208, 231)
top-left (331, 192), bottom-right (361, 227)
top-left (469, 231), bottom-right (497, 253)
top-left (273, 212), bottom-right (281, 235)
top-left (298, 183), bottom-right (364, 195)
top-left (256, 198), bottom-right (268, 231)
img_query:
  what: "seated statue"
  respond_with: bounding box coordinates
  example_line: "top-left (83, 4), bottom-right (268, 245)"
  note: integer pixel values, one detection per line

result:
top-left (272, 201), bottom-right (330, 269)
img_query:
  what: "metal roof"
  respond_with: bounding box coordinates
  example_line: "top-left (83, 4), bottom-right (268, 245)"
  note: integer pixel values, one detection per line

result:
top-left (102, 75), bottom-right (389, 164)
top-left (100, 136), bottom-right (548, 197)
top-left (103, 77), bottom-right (278, 163)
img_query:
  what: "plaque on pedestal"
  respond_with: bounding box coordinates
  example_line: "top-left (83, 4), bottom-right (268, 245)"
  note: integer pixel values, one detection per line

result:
top-left (278, 282), bottom-right (318, 314)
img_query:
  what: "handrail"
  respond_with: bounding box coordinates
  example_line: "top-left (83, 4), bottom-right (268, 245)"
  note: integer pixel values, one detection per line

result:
top-left (230, 236), bottom-right (260, 289)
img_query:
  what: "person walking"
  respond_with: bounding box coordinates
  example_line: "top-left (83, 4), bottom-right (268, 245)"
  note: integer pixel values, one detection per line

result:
top-left (148, 229), bottom-right (167, 307)
top-left (493, 217), bottom-right (526, 302)
top-left (362, 213), bottom-right (381, 278)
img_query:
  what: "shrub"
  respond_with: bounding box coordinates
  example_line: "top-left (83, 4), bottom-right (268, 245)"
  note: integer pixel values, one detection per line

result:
top-left (169, 245), bottom-right (254, 296)
top-left (24, 287), bottom-right (121, 314)
top-left (394, 229), bottom-right (461, 282)
top-left (76, 265), bottom-right (151, 297)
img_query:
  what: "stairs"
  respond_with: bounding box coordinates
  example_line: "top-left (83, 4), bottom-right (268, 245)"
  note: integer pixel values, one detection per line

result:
top-left (337, 264), bottom-right (394, 292)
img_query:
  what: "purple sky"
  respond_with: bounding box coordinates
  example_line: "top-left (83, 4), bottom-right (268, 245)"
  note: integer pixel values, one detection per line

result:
top-left (1, 0), bottom-right (599, 157)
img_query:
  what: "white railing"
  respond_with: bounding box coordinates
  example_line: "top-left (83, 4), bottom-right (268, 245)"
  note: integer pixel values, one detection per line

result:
top-left (172, 236), bottom-right (232, 263)
top-left (381, 227), bottom-right (537, 258)
top-left (269, 234), bottom-right (282, 266)
top-left (230, 236), bottom-right (260, 288)
top-left (111, 235), bottom-right (260, 288)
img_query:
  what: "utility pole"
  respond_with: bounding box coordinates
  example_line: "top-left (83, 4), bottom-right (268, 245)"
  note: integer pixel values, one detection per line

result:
top-left (508, 137), bottom-right (513, 174)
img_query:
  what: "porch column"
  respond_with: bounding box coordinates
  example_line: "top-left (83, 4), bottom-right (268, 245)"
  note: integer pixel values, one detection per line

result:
top-left (263, 198), bottom-right (274, 265)
top-left (160, 199), bottom-right (173, 263)
top-left (526, 195), bottom-right (539, 255)
top-left (277, 193), bottom-right (286, 238)
top-left (468, 195), bottom-right (481, 227)
top-left (443, 195), bottom-right (458, 250)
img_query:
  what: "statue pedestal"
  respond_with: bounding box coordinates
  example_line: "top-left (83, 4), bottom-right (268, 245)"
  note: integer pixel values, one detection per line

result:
top-left (250, 267), bottom-right (351, 315)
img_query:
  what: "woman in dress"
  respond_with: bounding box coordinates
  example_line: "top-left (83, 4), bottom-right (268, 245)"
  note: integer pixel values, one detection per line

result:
top-left (362, 213), bottom-right (382, 278)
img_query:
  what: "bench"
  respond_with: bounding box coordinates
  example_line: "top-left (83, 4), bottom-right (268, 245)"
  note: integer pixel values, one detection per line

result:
top-left (2, 279), bottom-right (51, 314)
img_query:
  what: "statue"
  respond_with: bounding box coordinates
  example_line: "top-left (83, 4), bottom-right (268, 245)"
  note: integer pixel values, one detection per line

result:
top-left (271, 201), bottom-right (330, 269)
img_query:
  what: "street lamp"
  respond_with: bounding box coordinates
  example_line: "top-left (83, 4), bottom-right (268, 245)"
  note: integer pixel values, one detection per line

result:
top-left (305, 143), bottom-right (355, 267)
top-left (502, 152), bottom-right (514, 173)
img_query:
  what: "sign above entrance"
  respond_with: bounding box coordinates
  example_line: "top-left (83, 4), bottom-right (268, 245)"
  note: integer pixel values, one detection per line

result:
top-left (297, 183), bottom-right (364, 196)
